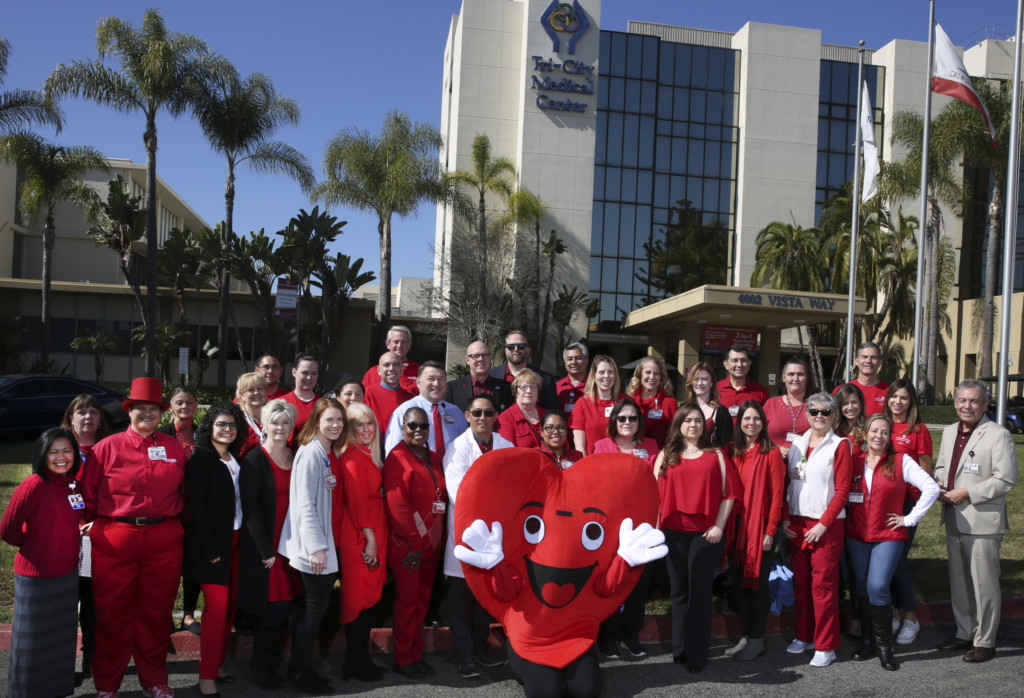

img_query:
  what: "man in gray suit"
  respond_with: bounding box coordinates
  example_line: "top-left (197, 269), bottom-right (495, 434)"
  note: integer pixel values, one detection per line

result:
top-left (933, 379), bottom-right (1018, 663)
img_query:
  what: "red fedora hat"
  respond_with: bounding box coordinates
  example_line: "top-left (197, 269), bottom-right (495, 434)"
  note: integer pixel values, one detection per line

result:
top-left (122, 377), bottom-right (170, 411)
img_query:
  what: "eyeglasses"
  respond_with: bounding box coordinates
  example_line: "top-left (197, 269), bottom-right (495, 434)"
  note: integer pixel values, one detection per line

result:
top-left (506, 343), bottom-right (528, 351)
top-left (466, 353), bottom-right (491, 361)
top-left (517, 384), bottom-right (538, 393)
top-left (616, 414), bottom-right (639, 423)
top-left (214, 422), bottom-right (238, 430)
top-left (807, 409), bottom-right (833, 417)
top-left (258, 364), bottom-right (280, 371)
top-left (542, 424), bottom-right (568, 434)
top-left (404, 422), bottom-right (430, 431)
top-left (469, 409), bottom-right (496, 418)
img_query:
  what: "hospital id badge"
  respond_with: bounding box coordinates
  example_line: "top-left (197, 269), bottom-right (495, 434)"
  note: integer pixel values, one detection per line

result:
top-left (633, 448), bottom-right (649, 459)
top-left (848, 492), bottom-right (864, 504)
top-left (604, 406), bottom-right (613, 417)
top-left (963, 462), bottom-right (980, 474)
top-left (68, 493), bottom-right (85, 510)
top-left (786, 433), bottom-right (798, 443)
top-left (443, 413), bottom-right (455, 425)
top-left (565, 401), bottom-right (575, 412)
top-left (148, 446), bottom-right (167, 460)
top-left (325, 473), bottom-right (338, 491)
top-left (648, 409), bottom-right (663, 419)
top-left (729, 405), bottom-right (739, 417)
top-left (432, 500), bottom-right (446, 514)
top-left (560, 460), bottom-right (574, 470)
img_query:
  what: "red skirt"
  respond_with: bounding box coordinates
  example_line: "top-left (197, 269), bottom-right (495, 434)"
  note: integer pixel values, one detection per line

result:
top-left (267, 553), bottom-right (301, 602)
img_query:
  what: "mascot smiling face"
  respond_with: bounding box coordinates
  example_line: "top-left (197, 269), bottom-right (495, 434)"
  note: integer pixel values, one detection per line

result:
top-left (455, 449), bottom-right (660, 668)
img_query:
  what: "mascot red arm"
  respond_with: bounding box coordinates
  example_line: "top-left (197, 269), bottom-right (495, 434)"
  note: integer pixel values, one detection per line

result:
top-left (454, 448), bottom-right (666, 683)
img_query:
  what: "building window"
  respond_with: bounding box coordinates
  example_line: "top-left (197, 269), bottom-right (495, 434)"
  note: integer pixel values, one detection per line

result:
top-left (131, 179), bottom-right (145, 201)
top-left (159, 205), bottom-right (177, 245)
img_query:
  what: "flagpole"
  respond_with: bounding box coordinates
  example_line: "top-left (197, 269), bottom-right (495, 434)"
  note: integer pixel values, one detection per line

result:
top-left (846, 43), bottom-right (866, 383)
top-left (913, 0), bottom-right (935, 392)
top-left (997, 0), bottom-right (1023, 427)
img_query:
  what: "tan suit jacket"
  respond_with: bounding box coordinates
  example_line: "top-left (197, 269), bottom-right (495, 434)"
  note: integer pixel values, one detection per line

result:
top-left (933, 416), bottom-right (1017, 536)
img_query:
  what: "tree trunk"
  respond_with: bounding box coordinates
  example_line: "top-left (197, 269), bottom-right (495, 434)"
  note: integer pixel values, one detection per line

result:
top-left (378, 214), bottom-right (392, 340)
top-left (120, 256), bottom-right (148, 335)
top-left (227, 295), bottom-right (246, 372)
top-left (980, 174), bottom-right (1004, 379)
top-left (869, 281), bottom-right (895, 342)
top-left (92, 350), bottom-right (102, 382)
top-left (830, 316), bottom-right (849, 387)
top-left (540, 255), bottom-right (557, 354)
top-left (796, 325), bottom-right (805, 354)
top-left (40, 213), bottom-right (54, 369)
top-left (807, 325), bottom-right (825, 392)
top-left (144, 113), bottom-right (158, 377)
top-left (533, 219), bottom-right (542, 361)
top-left (477, 191), bottom-right (487, 338)
top-left (218, 164), bottom-right (234, 386)
top-left (925, 219), bottom-right (940, 404)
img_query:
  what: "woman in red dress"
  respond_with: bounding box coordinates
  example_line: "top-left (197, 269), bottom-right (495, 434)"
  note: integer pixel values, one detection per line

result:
top-left (569, 354), bottom-right (623, 454)
top-left (626, 357), bottom-right (678, 449)
top-left (238, 399), bottom-right (299, 689)
top-left (333, 402), bottom-right (388, 681)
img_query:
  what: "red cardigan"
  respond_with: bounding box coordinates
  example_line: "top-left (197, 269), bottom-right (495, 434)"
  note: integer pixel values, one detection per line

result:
top-left (1, 471), bottom-right (83, 577)
top-left (383, 441), bottom-right (447, 560)
top-left (496, 402), bottom-right (545, 448)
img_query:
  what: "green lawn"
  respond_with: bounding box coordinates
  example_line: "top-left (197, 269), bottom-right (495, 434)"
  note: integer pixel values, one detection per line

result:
top-left (2, 431), bottom-right (1022, 624)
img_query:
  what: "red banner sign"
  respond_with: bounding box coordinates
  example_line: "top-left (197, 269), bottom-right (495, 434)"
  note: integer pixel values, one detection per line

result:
top-left (702, 324), bottom-right (759, 354)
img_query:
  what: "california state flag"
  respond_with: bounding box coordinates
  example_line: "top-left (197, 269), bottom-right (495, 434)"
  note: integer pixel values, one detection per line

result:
top-left (931, 23), bottom-right (997, 147)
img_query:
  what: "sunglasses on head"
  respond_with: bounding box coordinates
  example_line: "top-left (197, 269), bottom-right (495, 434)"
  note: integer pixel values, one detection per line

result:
top-left (616, 414), bottom-right (639, 423)
top-left (506, 343), bottom-right (528, 350)
top-left (404, 421), bottom-right (430, 431)
top-left (469, 409), bottom-right (496, 418)
top-left (807, 408), bottom-right (833, 417)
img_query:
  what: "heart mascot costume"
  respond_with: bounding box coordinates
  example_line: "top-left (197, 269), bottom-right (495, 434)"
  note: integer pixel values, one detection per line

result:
top-left (454, 448), bottom-right (666, 697)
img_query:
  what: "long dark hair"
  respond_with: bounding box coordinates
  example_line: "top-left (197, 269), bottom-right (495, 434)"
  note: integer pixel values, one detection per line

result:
top-left (32, 427), bottom-right (82, 479)
top-left (883, 378), bottom-right (922, 433)
top-left (731, 400), bottom-right (773, 455)
top-left (195, 402), bottom-right (248, 458)
top-left (660, 402), bottom-right (711, 474)
top-left (834, 383), bottom-right (866, 442)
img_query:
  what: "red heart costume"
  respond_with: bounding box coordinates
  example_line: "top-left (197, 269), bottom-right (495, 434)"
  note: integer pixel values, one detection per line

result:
top-left (455, 448), bottom-right (660, 669)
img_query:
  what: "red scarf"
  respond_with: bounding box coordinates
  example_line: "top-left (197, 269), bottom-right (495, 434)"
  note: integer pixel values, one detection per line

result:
top-left (731, 445), bottom-right (775, 589)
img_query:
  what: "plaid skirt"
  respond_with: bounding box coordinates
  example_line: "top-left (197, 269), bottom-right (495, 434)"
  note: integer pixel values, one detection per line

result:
top-left (7, 571), bottom-right (78, 698)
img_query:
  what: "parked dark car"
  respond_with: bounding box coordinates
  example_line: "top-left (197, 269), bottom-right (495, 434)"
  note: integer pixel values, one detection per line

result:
top-left (0, 375), bottom-right (128, 438)
top-left (980, 374), bottom-right (1024, 434)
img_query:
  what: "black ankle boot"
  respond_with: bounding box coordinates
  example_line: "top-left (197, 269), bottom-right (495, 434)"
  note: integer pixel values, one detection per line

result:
top-left (870, 603), bottom-right (900, 671)
top-left (851, 597), bottom-right (876, 660)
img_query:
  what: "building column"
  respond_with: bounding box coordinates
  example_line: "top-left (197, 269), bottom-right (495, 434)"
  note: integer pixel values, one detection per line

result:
top-left (677, 324), bottom-right (701, 378)
top-left (647, 331), bottom-right (667, 360)
top-left (758, 327), bottom-right (782, 389)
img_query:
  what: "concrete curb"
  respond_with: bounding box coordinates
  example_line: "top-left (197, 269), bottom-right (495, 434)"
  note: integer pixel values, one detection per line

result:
top-left (3, 596), bottom-right (1022, 659)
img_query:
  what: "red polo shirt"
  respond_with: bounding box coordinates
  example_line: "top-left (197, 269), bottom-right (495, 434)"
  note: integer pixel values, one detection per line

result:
top-left (365, 381), bottom-right (414, 432)
top-left (833, 379), bottom-right (889, 416)
top-left (363, 360), bottom-right (419, 394)
top-left (83, 428), bottom-right (186, 520)
top-left (717, 378), bottom-right (770, 410)
top-left (556, 376), bottom-right (586, 414)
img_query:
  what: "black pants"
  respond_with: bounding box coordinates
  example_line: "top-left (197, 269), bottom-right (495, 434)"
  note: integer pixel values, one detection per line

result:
top-left (448, 576), bottom-right (491, 662)
top-left (599, 564), bottom-right (652, 644)
top-left (507, 640), bottom-right (600, 698)
top-left (252, 599), bottom-right (293, 666)
top-left (664, 528), bottom-right (724, 668)
top-left (78, 576), bottom-right (96, 657)
top-left (344, 605), bottom-right (376, 663)
top-left (292, 572), bottom-right (336, 673)
top-left (729, 554), bottom-right (772, 639)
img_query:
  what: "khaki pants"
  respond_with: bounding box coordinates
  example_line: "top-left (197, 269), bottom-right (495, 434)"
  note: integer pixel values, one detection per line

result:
top-left (945, 523), bottom-right (1003, 648)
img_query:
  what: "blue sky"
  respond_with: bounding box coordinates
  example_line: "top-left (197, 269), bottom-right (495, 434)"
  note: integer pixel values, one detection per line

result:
top-left (2, 1), bottom-right (1015, 284)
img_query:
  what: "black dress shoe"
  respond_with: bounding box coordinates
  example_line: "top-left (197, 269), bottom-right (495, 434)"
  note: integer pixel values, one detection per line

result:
top-left (672, 652), bottom-right (687, 664)
top-left (458, 660), bottom-right (482, 678)
top-left (474, 645), bottom-right (507, 667)
top-left (393, 663), bottom-right (426, 680)
top-left (414, 659), bottom-right (436, 675)
top-left (963, 646), bottom-right (995, 663)
top-left (937, 637), bottom-right (973, 652)
top-left (215, 674), bottom-right (237, 684)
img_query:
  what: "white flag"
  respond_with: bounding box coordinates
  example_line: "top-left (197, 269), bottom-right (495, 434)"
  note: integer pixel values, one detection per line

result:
top-left (932, 23), bottom-right (997, 147)
top-left (860, 80), bottom-right (879, 202)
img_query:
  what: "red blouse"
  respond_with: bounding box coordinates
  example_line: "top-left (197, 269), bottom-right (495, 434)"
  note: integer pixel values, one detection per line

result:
top-left (659, 449), bottom-right (742, 533)
top-left (631, 391), bottom-right (678, 449)
top-left (1, 472), bottom-right (83, 577)
top-left (496, 402), bottom-right (545, 448)
top-left (763, 395), bottom-right (811, 450)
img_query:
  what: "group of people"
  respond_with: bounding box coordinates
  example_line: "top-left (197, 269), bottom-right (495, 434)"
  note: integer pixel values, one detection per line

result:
top-left (0, 326), bottom-right (1017, 698)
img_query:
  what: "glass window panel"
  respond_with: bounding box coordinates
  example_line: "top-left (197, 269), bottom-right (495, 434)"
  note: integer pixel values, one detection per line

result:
top-left (609, 77), bottom-right (625, 111)
top-left (590, 203), bottom-right (604, 247)
top-left (625, 81), bottom-right (642, 113)
top-left (600, 32), bottom-right (611, 72)
top-left (623, 114), bottom-right (639, 167)
top-left (618, 262), bottom-right (634, 293)
top-left (655, 136), bottom-right (672, 172)
top-left (674, 88), bottom-right (690, 121)
top-left (830, 61), bottom-right (849, 103)
top-left (597, 75), bottom-right (610, 110)
top-left (643, 37), bottom-right (659, 78)
top-left (820, 64), bottom-right (830, 102)
top-left (720, 142), bottom-right (734, 177)
top-left (653, 207), bottom-right (668, 225)
top-left (690, 90), bottom-right (706, 123)
top-left (603, 203), bottom-right (620, 254)
top-left (704, 141), bottom-right (721, 177)
top-left (659, 43), bottom-right (675, 84)
top-left (589, 256), bottom-right (602, 292)
top-left (637, 170), bottom-right (653, 201)
top-left (686, 176), bottom-right (703, 209)
top-left (619, 205), bottom-right (635, 256)
top-left (627, 34), bottom-right (643, 78)
top-left (687, 140), bottom-right (705, 175)
top-left (599, 293), bottom-right (614, 321)
top-left (605, 167), bottom-right (621, 200)
top-left (829, 119), bottom-right (846, 151)
top-left (671, 175), bottom-right (687, 207)
top-left (657, 85), bottom-right (674, 119)
top-left (636, 206), bottom-right (652, 255)
top-left (607, 112), bottom-right (623, 166)
top-left (724, 51), bottom-right (737, 89)
top-left (848, 69), bottom-right (859, 103)
top-left (638, 116), bottom-right (655, 169)
top-left (690, 123), bottom-right (705, 139)
top-left (828, 153), bottom-right (848, 188)
top-left (720, 181), bottom-right (734, 213)
top-left (657, 119), bottom-right (672, 135)
top-left (654, 174), bottom-right (670, 207)
top-left (817, 118), bottom-right (829, 149)
top-left (816, 152), bottom-right (828, 187)
top-left (703, 179), bottom-right (720, 213)
top-left (674, 45), bottom-right (691, 87)
top-left (671, 138), bottom-right (686, 174)
top-left (691, 47), bottom-right (708, 88)
top-left (673, 122), bottom-right (688, 138)
top-left (610, 33), bottom-right (627, 76)
top-left (705, 125), bottom-right (721, 141)
top-left (595, 112), bottom-right (607, 163)
top-left (621, 167), bottom-right (638, 201)
top-left (820, 103), bottom-right (829, 117)
top-left (706, 91), bottom-right (723, 125)
top-left (593, 165), bottom-right (605, 199)
top-left (707, 48), bottom-right (724, 90)
top-left (641, 81), bottom-right (657, 115)
top-left (723, 93), bottom-right (735, 125)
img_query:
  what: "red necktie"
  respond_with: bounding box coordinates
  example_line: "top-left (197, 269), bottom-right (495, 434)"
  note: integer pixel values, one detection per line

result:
top-left (432, 402), bottom-right (446, 462)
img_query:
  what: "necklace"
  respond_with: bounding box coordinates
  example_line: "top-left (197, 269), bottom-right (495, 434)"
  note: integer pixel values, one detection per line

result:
top-left (682, 446), bottom-right (701, 456)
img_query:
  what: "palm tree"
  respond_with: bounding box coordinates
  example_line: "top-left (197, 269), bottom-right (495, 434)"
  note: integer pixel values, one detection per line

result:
top-left (194, 223), bottom-right (247, 369)
top-left (502, 187), bottom-right (550, 341)
top-left (871, 208), bottom-right (919, 346)
top-left (451, 134), bottom-right (517, 334)
top-left (87, 176), bottom-right (148, 331)
top-left (191, 68), bottom-right (314, 385)
top-left (231, 229), bottom-right (289, 356)
top-left (45, 8), bottom-right (220, 376)
top-left (539, 230), bottom-right (567, 361)
top-left (70, 327), bottom-right (119, 381)
top-left (0, 37), bottom-right (62, 133)
top-left (132, 321), bottom-right (187, 383)
top-left (0, 132), bottom-right (107, 366)
top-left (312, 110), bottom-right (458, 334)
top-left (158, 227), bottom-right (202, 328)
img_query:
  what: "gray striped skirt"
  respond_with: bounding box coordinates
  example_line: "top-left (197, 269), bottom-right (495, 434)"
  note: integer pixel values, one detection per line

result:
top-left (7, 571), bottom-right (78, 698)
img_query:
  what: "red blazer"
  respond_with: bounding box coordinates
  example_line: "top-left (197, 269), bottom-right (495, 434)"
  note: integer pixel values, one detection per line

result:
top-left (496, 402), bottom-right (545, 448)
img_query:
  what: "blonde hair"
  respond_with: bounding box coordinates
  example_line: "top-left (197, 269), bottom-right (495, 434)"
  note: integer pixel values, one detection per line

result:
top-left (626, 357), bottom-right (674, 398)
top-left (341, 402), bottom-right (382, 468)
top-left (511, 368), bottom-right (543, 395)
top-left (584, 355), bottom-right (621, 399)
top-left (235, 371), bottom-right (267, 400)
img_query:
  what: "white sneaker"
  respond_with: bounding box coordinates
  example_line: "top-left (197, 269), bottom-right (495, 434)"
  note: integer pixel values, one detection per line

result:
top-left (896, 619), bottom-right (920, 645)
top-left (892, 618), bottom-right (901, 633)
top-left (809, 650), bottom-right (836, 667)
top-left (786, 639), bottom-right (814, 654)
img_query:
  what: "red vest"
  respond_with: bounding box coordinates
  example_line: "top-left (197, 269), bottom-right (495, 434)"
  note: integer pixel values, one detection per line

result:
top-left (846, 453), bottom-right (910, 543)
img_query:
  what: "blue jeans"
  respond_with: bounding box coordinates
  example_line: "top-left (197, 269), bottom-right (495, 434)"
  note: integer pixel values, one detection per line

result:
top-left (890, 525), bottom-right (918, 612)
top-left (845, 538), bottom-right (903, 606)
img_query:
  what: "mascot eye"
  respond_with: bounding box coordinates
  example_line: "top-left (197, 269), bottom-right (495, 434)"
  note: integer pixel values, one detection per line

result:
top-left (523, 515), bottom-right (545, 544)
top-left (581, 521), bottom-right (605, 550)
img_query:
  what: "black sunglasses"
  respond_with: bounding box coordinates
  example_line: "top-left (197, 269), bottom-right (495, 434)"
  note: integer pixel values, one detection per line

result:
top-left (469, 409), bottom-right (496, 418)
top-left (506, 343), bottom-right (528, 350)
top-left (807, 408), bottom-right (833, 417)
top-left (616, 414), bottom-right (639, 423)
top-left (404, 421), bottom-right (430, 431)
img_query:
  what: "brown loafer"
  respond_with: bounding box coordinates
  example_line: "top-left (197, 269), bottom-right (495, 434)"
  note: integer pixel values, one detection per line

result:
top-left (962, 646), bottom-right (995, 663)
top-left (936, 637), bottom-right (973, 652)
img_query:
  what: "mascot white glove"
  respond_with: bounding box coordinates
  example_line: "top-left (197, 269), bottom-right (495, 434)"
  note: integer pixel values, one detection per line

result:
top-left (454, 519), bottom-right (505, 570)
top-left (617, 518), bottom-right (668, 567)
